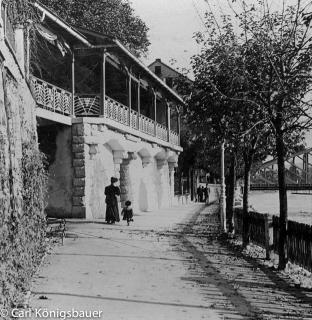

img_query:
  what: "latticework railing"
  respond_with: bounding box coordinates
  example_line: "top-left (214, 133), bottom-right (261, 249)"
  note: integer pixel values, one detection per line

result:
top-left (169, 130), bottom-right (179, 145)
top-left (156, 123), bottom-right (168, 141)
top-left (74, 94), bottom-right (100, 116)
top-left (139, 114), bottom-right (155, 136)
top-left (130, 109), bottom-right (139, 130)
top-left (31, 76), bottom-right (180, 146)
top-left (105, 96), bottom-right (129, 125)
top-left (31, 76), bottom-right (72, 115)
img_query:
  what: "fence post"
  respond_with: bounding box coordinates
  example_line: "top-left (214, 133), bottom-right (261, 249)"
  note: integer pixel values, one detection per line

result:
top-left (264, 214), bottom-right (273, 260)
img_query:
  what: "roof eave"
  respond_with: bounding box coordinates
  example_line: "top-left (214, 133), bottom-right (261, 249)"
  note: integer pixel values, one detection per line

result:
top-left (33, 2), bottom-right (92, 47)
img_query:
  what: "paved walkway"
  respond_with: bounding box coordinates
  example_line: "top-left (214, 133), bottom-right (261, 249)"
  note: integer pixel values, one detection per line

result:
top-left (27, 204), bottom-right (312, 320)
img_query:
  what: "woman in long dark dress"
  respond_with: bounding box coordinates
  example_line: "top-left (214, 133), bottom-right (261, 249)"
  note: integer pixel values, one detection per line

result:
top-left (105, 177), bottom-right (120, 224)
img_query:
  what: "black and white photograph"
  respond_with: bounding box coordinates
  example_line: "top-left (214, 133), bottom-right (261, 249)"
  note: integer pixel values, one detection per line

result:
top-left (1, 0), bottom-right (312, 319)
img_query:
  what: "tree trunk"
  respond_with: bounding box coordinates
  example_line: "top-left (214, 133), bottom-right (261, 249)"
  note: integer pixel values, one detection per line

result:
top-left (276, 128), bottom-right (288, 270)
top-left (242, 159), bottom-right (251, 248)
top-left (226, 156), bottom-right (236, 233)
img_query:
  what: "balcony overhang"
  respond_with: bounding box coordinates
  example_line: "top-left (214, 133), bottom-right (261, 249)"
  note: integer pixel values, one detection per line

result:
top-left (72, 117), bottom-right (182, 152)
top-left (36, 107), bottom-right (72, 126)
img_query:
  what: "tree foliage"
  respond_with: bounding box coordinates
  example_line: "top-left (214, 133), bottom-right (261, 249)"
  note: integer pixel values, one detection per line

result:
top-left (188, 1), bottom-right (312, 268)
top-left (39, 0), bottom-right (150, 57)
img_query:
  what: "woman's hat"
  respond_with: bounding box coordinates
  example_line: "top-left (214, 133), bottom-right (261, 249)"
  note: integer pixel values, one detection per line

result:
top-left (111, 177), bottom-right (118, 183)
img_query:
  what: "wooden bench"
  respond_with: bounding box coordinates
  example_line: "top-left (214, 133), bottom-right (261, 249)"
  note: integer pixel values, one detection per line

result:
top-left (46, 217), bottom-right (66, 245)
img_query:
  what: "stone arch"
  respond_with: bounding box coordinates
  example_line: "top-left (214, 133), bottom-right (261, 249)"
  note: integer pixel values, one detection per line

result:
top-left (105, 138), bottom-right (127, 152)
top-left (88, 143), bottom-right (115, 219)
top-left (137, 146), bottom-right (153, 167)
top-left (167, 151), bottom-right (178, 164)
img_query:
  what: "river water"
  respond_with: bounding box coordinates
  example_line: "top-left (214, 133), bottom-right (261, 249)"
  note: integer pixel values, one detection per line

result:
top-left (249, 191), bottom-right (312, 225)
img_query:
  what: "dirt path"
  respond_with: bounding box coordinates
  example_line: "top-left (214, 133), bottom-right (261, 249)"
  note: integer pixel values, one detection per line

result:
top-left (26, 204), bottom-right (312, 320)
top-left (26, 204), bottom-right (219, 320)
top-left (169, 204), bottom-right (312, 320)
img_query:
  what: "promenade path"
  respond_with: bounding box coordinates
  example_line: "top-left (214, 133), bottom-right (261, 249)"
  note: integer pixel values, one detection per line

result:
top-left (27, 204), bottom-right (312, 320)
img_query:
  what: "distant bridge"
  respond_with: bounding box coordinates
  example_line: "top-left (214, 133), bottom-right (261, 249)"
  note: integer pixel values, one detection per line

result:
top-left (251, 147), bottom-right (312, 190)
top-left (250, 184), bottom-right (312, 191)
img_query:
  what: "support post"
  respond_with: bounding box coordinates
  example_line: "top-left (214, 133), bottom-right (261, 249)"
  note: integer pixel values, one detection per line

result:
top-left (25, 24), bottom-right (30, 79)
top-left (154, 90), bottom-right (157, 136)
top-left (137, 77), bottom-right (141, 129)
top-left (220, 141), bottom-right (227, 232)
top-left (264, 214), bottom-right (273, 260)
top-left (167, 102), bottom-right (171, 142)
top-left (306, 153), bottom-right (309, 184)
top-left (101, 50), bottom-right (107, 116)
top-left (71, 51), bottom-right (75, 117)
top-left (128, 73), bottom-right (132, 126)
top-left (177, 108), bottom-right (181, 145)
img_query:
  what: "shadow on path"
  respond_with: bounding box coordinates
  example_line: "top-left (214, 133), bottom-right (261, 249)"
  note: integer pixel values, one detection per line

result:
top-left (31, 291), bottom-right (212, 310)
top-left (170, 204), bottom-right (312, 320)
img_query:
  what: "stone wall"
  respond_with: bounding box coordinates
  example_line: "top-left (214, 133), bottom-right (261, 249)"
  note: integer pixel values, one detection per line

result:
top-left (0, 22), bottom-right (37, 223)
top-left (71, 118), bottom-right (180, 219)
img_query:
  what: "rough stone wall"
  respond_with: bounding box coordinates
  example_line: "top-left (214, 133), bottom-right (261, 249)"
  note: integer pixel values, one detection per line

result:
top-left (0, 28), bottom-right (37, 225)
top-left (71, 123), bottom-right (89, 218)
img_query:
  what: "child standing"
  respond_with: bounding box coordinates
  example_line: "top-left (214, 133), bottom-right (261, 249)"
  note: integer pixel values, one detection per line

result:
top-left (122, 200), bottom-right (134, 226)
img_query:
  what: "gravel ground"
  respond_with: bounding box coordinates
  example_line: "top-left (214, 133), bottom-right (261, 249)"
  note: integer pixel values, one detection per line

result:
top-left (24, 204), bottom-right (312, 320)
top-left (175, 204), bottom-right (312, 320)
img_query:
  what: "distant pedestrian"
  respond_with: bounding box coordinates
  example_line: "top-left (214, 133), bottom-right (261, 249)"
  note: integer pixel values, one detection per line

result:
top-left (197, 186), bottom-right (203, 202)
top-left (122, 200), bottom-right (134, 226)
top-left (201, 186), bottom-right (205, 202)
top-left (105, 177), bottom-right (120, 224)
top-left (203, 186), bottom-right (208, 204)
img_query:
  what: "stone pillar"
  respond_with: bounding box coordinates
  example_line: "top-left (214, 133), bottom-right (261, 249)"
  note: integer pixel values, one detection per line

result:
top-left (71, 122), bottom-right (91, 218)
top-left (168, 162), bottom-right (176, 206)
top-left (156, 159), bottom-right (170, 208)
top-left (113, 151), bottom-right (127, 180)
top-left (120, 152), bottom-right (137, 207)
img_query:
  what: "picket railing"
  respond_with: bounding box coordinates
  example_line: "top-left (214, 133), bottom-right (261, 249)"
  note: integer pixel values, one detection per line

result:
top-left (31, 76), bottom-right (180, 146)
top-left (287, 220), bottom-right (312, 272)
top-left (233, 209), bottom-right (267, 248)
top-left (31, 76), bottom-right (72, 115)
top-left (234, 209), bottom-right (312, 272)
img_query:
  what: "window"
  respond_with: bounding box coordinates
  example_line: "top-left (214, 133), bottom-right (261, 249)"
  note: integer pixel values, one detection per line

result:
top-left (155, 65), bottom-right (161, 76)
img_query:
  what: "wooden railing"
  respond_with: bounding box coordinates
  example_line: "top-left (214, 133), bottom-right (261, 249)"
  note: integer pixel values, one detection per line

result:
top-left (75, 94), bottom-right (100, 116)
top-left (31, 76), bottom-right (180, 146)
top-left (31, 76), bottom-right (72, 115)
top-left (105, 96), bottom-right (129, 125)
top-left (139, 114), bottom-right (155, 135)
top-left (233, 209), bottom-right (267, 248)
top-left (235, 208), bottom-right (312, 272)
top-left (156, 123), bottom-right (168, 141)
top-left (169, 130), bottom-right (179, 145)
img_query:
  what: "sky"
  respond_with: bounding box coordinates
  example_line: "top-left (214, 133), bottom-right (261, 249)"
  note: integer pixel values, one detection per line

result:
top-left (129, 0), bottom-right (304, 77)
top-left (130, 0), bottom-right (209, 76)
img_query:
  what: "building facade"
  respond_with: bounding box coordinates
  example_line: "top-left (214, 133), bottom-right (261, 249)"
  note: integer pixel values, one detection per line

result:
top-left (28, 3), bottom-right (183, 219)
